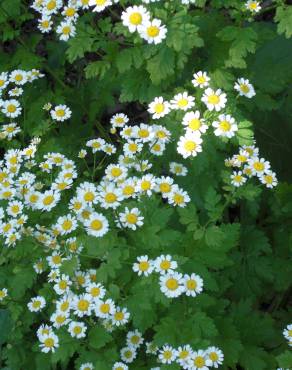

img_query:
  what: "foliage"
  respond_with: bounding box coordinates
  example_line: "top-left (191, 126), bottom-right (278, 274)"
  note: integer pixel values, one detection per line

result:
top-left (0, 1), bottom-right (291, 370)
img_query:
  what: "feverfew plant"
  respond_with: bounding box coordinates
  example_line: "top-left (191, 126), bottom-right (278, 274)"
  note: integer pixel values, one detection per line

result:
top-left (0, 0), bottom-right (292, 369)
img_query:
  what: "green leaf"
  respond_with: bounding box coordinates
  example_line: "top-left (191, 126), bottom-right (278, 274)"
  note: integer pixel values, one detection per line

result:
top-left (146, 47), bottom-right (175, 85)
top-left (217, 26), bottom-right (258, 68)
top-left (88, 326), bottom-right (112, 349)
top-left (0, 309), bottom-right (13, 345)
top-left (85, 61), bottom-right (111, 79)
top-left (275, 6), bottom-right (292, 39)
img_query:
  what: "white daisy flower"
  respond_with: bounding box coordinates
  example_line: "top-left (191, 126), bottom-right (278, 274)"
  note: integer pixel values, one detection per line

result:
top-left (177, 131), bottom-right (203, 158)
top-left (201, 88), bottom-right (227, 111)
top-left (234, 78), bottom-right (256, 98)
top-left (95, 298), bottom-right (116, 319)
top-left (136, 174), bottom-right (156, 196)
top-left (118, 207), bottom-right (144, 230)
top-left (170, 91), bottom-right (195, 111)
top-left (168, 185), bottom-right (190, 207)
top-left (50, 311), bottom-right (70, 328)
top-left (182, 110), bottom-right (208, 134)
top-left (182, 273), bottom-right (204, 297)
top-left (259, 171), bottom-right (278, 188)
top-left (138, 18), bottom-right (167, 44)
top-left (230, 171), bottom-right (247, 187)
top-left (110, 113), bottom-right (129, 128)
top-left (159, 272), bottom-right (184, 298)
top-left (120, 346), bottom-right (137, 363)
top-left (56, 21), bottom-right (76, 41)
top-left (113, 362), bottom-right (128, 370)
top-left (148, 96), bottom-right (171, 119)
top-left (84, 212), bottom-right (109, 237)
top-left (111, 307), bottom-right (130, 326)
top-left (89, 0), bottom-right (112, 12)
top-left (50, 104), bottom-right (72, 121)
top-left (121, 5), bottom-right (150, 33)
top-left (169, 162), bottom-right (188, 176)
top-left (192, 71), bottom-right (210, 88)
top-left (247, 157), bottom-right (270, 176)
top-left (55, 214), bottom-right (77, 235)
top-left (133, 255), bottom-right (154, 276)
top-left (68, 321), bottom-right (87, 338)
top-left (1, 99), bottom-right (22, 118)
top-left (212, 114), bottom-right (238, 138)
top-left (39, 332), bottom-right (59, 353)
top-left (206, 346), bottom-right (224, 368)
top-left (154, 254), bottom-right (177, 274)
top-left (10, 70), bottom-right (28, 85)
top-left (86, 138), bottom-right (106, 153)
top-left (86, 282), bottom-right (106, 300)
top-left (245, 0), bottom-right (261, 13)
top-left (27, 296), bottom-right (46, 312)
top-left (158, 345), bottom-right (177, 364)
top-left (190, 350), bottom-right (212, 370)
top-left (123, 140), bottom-right (143, 158)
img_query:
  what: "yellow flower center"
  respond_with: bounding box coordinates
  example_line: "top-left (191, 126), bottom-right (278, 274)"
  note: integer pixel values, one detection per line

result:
top-left (84, 191), bottom-right (94, 202)
top-left (184, 141), bottom-right (196, 152)
top-left (128, 143), bottom-right (138, 152)
top-left (209, 352), bottom-right (219, 361)
top-left (60, 302), bottom-right (69, 311)
top-left (47, 1), bottom-right (56, 10)
top-left (59, 281), bottom-right (67, 290)
top-left (160, 260), bottom-right (171, 270)
top-left (160, 183), bottom-right (171, 193)
top-left (73, 326), bottom-right (82, 334)
top-left (197, 76), bottom-right (206, 84)
top-left (219, 120), bottom-right (231, 132)
top-left (100, 303), bottom-right (110, 313)
top-left (126, 213), bottom-right (138, 224)
top-left (44, 338), bottom-right (55, 348)
top-left (147, 25), bottom-right (160, 37)
top-left (186, 279), bottom-right (197, 290)
top-left (105, 192), bottom-right (117, 203)
top-left (56, 109), bottom-right (65, 117)
top-left (264, 175), bottom-right (273, 184)
top-left (141, 181), bottom-right (151, 191)
top-left (253, 162), bottom-right (264, 171)
top-left (43, 195), bottom-right (54, 205)
top-left (189, 118), bottom-right (201, 131)
top-left (32, 300), bottom-right (41, 308)
top-left (139, 261), bottom-right (149, 271)
top-left (123, 185), bottom-right (135, 196)
top-left (77, 299), bottom-right (90, 311)
top-left (56, 315), bottom-right (66, 324)
top-left (111, 168), bottom-right (122, 177)
top-left (173, 194), bottom-right (184, 204)
top-left (177, 98), bottom-right (188, 107)
top-left (179, 350), bottom-right (189, 359)
top-left (154, 103), bottom-right (165, 114)
top-left (90, 287), bottom-right (100, 297)
top-left (194, 356), bottom-right (205, 367)
top-left (208, 94), bottom-right (220, 104)
top-left (163, 350), bottom-right (172, 360)
top-left (61, 220), bottom-right (72, 231)
top-left (65, 7), bottom-right (76, 17)
top-left (90, 219), bottom-right (103, 231)
top-left (7, 104), bottom-right (16, 113)
top-left (129, 12), bottom-right (142, 25)
top-left (138, 129), bottom-right (149, 138)
top-left (114, 312), bottom-right (124, 321)
top-left (166, 278), bottom-right (178, 290)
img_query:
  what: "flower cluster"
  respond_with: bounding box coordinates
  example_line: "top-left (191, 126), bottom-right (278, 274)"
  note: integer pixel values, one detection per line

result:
top-left (0, 103), bottom-right (193, 247)
top-left (225, 143), bottom-right (278, 188)
top-left (147, 73), bottom-right (258, 161)
top-left (31, 0), bottom-right (194, 44)
top-left (121, 5), bottom-right (167, 44)
top-left (157, 344), bottom-right (224, 369)
top-left (0, 139), bottom-right (77, 246)
top-left (133, 254), bottom-right (203, 299)
top-left (283, 323), bottom-right (292, 347)
top-left (0, 69), bottom-right (44, 140)
top-left (31, 258), bottom-right (130, 353)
